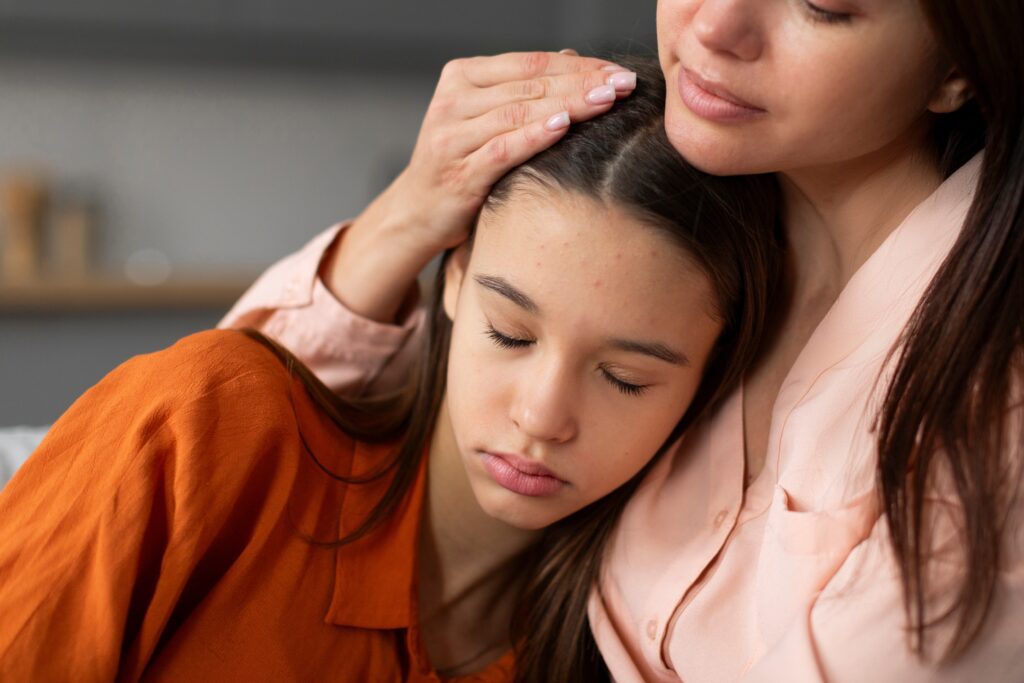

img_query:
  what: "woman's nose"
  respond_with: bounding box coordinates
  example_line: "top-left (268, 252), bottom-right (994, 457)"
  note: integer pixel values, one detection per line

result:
top-left (691, 0), bottom-right (764, 62)
top-left (509, 360), bottom-right (578, 444)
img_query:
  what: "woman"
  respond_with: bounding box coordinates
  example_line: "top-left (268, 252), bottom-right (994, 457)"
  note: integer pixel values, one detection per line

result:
top-left (222, 1), bottom-right (1023, 681)
top-left (0, 62), bottom-right (780, 681)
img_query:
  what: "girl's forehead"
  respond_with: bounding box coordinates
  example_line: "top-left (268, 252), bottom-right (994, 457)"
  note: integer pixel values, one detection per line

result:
top-left (471, 190), bottom-right (712, 319)
top-left (477, 189), bottom-right (691, 270)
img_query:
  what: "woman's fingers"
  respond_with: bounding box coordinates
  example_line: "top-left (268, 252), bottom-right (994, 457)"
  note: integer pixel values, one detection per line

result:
top-left (457, 68), bottom-right (636, 119)
top-left (452, 51), bottom-right (625, 89)
top-left (458, 77), bottom-right (631, 154)
top-left (460, 111), bottom-right (574, 188)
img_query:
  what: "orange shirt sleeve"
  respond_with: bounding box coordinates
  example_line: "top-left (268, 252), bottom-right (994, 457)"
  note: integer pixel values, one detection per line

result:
top-left (0, 330), bottom-right (302, 681)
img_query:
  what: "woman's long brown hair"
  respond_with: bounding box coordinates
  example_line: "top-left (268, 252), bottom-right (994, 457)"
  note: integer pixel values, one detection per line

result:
top-left (876, 0), bottom-right (1023, 662)
top-left (246, 57), bottom-right (781, 681)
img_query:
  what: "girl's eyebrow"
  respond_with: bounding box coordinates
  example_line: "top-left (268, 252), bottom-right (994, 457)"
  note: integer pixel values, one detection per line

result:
top-left (474, 273), bottom-right (690, 367)
top-left (474, 275), bottom-right (541, 315)
top-left (607, 338), bottom-right (690, 367)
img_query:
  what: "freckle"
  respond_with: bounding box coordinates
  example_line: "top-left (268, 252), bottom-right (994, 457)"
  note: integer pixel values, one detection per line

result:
top-left (535, 260), bottom-right (543, 267)
top-left (594, 279), bottom-right (603, 288)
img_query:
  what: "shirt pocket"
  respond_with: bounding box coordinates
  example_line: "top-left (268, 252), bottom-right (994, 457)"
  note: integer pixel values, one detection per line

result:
top-left (754, 484), bottom-right (879, 646)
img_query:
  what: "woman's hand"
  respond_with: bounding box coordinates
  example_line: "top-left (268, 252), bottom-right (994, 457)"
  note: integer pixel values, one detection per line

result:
top-left (323, 50), bottom-right (637, 323)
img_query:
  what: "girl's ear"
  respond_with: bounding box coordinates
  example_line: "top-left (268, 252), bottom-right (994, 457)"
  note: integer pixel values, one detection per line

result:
top-left (928, 67), bottom-right (972, 114)
top-left (442, 244), bottom-right (471, 321)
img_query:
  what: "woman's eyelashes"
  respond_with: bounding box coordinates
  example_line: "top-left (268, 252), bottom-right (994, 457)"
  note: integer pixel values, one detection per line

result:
top-left (484, 324), bottom-right (650, 397)
top-left (802, 0), bottom-right (853, 24)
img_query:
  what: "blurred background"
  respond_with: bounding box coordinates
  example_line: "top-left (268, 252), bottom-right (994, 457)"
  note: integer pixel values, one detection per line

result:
top-left (0, 0), bottom-right (657, 427)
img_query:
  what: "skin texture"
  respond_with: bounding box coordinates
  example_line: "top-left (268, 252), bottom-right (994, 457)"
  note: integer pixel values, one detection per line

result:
top-left (435, 189), bottom-right (721, 531)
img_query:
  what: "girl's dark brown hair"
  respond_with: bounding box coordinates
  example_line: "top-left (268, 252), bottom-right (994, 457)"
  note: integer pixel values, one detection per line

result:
top-left (875, 0), bottom-right (1023, 662)
top-left (247, 56), bottom-right (780, 681)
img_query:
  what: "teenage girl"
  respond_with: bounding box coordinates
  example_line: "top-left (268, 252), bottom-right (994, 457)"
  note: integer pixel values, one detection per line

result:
top-left (0, 60), bottom-right (779, 682)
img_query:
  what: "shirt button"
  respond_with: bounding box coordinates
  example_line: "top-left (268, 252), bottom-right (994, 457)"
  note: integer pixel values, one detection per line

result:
top-left (713, 509), bottom-right (729, 528)
top-left (646, 619), bottom-right (658, 640)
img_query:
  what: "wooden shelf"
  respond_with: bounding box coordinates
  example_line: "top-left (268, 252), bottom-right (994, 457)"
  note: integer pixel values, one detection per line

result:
top-left (0, 274), bottom-right (258, 312)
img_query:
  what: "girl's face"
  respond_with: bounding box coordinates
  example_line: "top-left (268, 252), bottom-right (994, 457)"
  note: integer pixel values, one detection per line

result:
top-left (657, 0), bottom-right (956, 175)
top-left (441, 189), bottom-right (722, 530)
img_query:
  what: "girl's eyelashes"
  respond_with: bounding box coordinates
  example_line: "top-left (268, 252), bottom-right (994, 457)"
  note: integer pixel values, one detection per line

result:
top-left (802, 0), bottom-right (852, 24)
top-left (486, 325), bottom-right (534, 350)
top-left (485, 324), bottom-right (651, 398)
top-left (600, 368), bottom-right (649, 397)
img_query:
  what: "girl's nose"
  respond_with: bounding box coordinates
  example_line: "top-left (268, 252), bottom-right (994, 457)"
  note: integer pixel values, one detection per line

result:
top-left (509, 360), bottom-right (578, 444)
top-left (691, 0), bottom-right (764, 62)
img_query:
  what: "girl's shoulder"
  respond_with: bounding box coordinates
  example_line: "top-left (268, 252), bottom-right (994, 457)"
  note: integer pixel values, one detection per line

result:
top-left (57, 328), bottom-right (347, 464)
top-left (118, 328), bottom-right (295, 403)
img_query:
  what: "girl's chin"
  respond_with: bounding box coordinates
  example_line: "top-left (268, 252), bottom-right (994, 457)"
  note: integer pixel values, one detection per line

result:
top-left (473, 489), bottom-right (567, 532)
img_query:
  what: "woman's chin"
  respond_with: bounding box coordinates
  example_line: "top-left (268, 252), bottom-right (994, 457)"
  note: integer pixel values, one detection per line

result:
top-left (663, 104), bottom-right (770, 177)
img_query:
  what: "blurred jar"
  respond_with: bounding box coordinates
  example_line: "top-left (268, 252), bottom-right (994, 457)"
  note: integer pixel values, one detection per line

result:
top-left (1, 172), bottom-right (48, 283)
top-left (51, 200), bottom-right (95, 279)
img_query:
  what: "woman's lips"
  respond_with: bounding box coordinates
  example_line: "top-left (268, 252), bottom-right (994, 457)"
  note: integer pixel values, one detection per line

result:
top-left (677, 68), bottom-right (765, 122)
top-left (481, 452), bottom-right (567, 497)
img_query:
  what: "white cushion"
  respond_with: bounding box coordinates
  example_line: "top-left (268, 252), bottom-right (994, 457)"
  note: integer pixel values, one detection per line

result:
top-left (0, 427), bottom-right (48, 490)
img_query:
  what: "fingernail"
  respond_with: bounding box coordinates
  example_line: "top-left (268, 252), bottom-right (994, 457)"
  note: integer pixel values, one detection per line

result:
top-left (607, 71), bottom-right (637, 90)
top-left (558, 48), bottom-right (578, 55)
top-left (585, 84), bottom-right (617, 105)
top-left (601, 65), bottom-right (628, 72)
top-left (545, 111), bottom-right (570, 131)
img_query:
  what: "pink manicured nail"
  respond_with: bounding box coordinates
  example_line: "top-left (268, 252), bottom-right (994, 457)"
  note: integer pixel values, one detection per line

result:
top-left (585, 84), bottom-right (617, 104)
top-left (607, 71), bottom-right (637, 90)
top-left (545, 111), bottom-right (570, 131)
top-left (602, 64), bottom-right (628, 72)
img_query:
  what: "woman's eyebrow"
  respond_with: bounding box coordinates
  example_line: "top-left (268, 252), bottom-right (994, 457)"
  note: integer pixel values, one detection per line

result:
top-left (474, 275), bottom-right (540, 315)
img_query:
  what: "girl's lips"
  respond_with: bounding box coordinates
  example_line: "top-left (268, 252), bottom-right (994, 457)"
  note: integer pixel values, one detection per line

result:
top-left (481, 452), bottom-right (566, 497)
top-left (677, 68), bottom-right (765, 122)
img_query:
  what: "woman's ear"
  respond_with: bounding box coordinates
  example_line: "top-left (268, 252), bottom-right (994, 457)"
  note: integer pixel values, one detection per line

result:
top-left (442, 244), bottom-right (471, 321)
top-left (928, 68), bottom-right (972, 114)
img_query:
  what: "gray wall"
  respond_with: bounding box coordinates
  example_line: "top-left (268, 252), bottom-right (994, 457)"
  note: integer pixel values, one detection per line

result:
top-left (0, 59), bottom-right (433, 426)
top-left (0, 1), bottom-right (657, 426)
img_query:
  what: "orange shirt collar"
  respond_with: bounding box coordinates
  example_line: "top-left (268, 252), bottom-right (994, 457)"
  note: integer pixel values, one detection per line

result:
top-left (324, 440), bottom-right (428, 630)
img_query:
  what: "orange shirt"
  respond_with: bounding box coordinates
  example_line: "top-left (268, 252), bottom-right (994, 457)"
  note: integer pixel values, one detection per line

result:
top-left (0, 330), bottom-right (514, 683)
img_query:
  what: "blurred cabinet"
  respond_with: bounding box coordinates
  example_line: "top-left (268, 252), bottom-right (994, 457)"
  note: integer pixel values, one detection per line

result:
top-left (235, 0), bottom-right (561, 44)
top-left (0, 0), bottom-right (231, 32)
top-left (0, 0), bottom-right (647, 69)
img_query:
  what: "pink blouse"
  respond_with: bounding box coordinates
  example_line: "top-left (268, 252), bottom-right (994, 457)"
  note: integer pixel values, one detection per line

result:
top-left (221, 154), bottom-right (1024, 681)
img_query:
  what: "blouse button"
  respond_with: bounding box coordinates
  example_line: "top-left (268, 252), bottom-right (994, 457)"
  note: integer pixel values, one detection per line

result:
top-left (713, 509), bottom-right (729, 528)
top-left (646, 619), bottom-right (658, 640)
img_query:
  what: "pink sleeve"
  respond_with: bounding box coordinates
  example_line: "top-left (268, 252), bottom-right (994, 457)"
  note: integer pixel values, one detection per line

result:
top-left (219, 222), bottom-right (425, 397)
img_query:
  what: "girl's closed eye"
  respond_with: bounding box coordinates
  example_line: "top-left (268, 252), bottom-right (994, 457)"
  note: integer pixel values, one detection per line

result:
top-left (598, 365), bottom-right (649, 398)
top-left (485, 324), bottom-right (651, 397)
top-left (802, 1), bottom-right (853, 24)
top-left (485, 324), bottom-right (534, 350)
